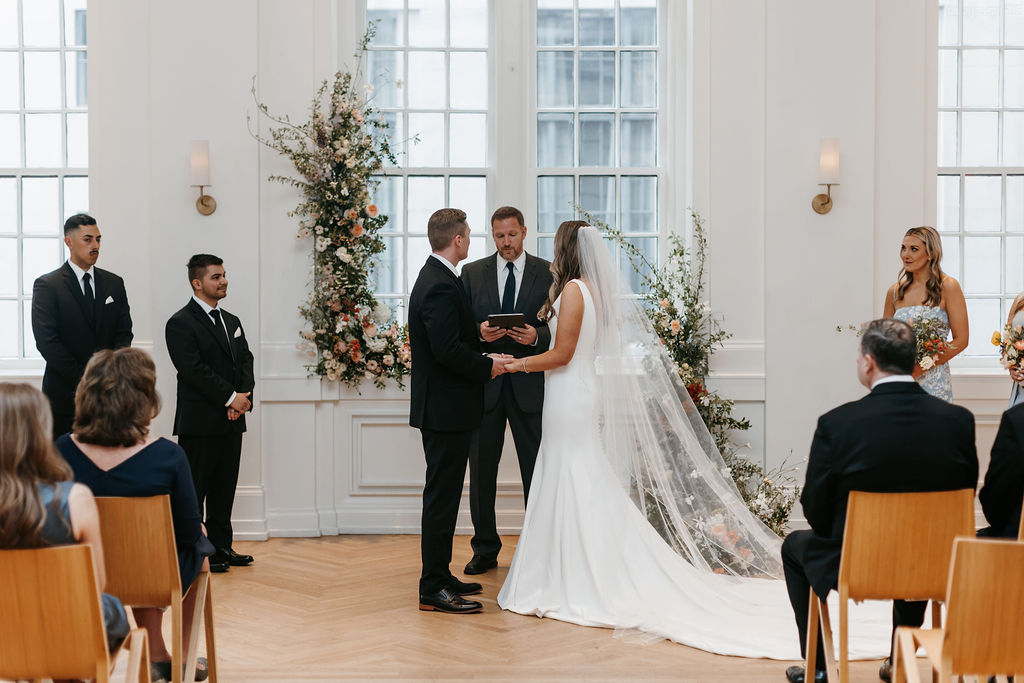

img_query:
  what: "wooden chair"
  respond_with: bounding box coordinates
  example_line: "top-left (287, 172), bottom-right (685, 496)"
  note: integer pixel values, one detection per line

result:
top-left (96, 495), bottom-right (217, 683)
top-left (0, 544), bottom-right (150, 683)
top-left (1018, 511), bottom-right (1023, 540)
top-left (893, 537), bottom-right (1024, 682)
top-left (806, 489), bottom-right (976, 683)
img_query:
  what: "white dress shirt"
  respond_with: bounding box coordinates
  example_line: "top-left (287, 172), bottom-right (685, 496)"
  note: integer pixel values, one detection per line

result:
top-left (67, 260), bottom-right (96, 296)
top-left (497, 251), bottom-right (526, 309)
top-left (192, 294), bottom-right (237, 407)
top-left (430, 253), bottom-right (460, 277)
top-left (871, 374), bottom-right (915, 389)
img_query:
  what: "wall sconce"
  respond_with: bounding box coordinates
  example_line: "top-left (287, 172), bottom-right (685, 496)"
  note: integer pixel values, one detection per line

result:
top-left (812, 138), bottom-right (840, 215)
top-left (190, 140), bottom-right (217, 216)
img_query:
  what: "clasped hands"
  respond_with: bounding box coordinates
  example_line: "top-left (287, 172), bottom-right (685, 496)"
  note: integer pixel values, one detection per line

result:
top-left (1011, 364), bottom-right (1024, 386)
top-left (227, 391), bottom-right (252, 421)
top-left (480, 321), bottom-right (538, 346)
top-left (488, 353), bottom-right (514, 378)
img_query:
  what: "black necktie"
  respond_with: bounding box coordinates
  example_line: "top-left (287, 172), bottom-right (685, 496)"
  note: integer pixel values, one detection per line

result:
top-left (501, 262), bottom-right (516, 314)
top-left (210, 309), bottom-right (233, 358)
top-left (82, 272), bottom-right (94, 304)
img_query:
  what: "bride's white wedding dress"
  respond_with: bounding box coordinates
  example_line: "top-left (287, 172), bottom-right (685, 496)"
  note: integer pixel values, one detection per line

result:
top-left (497, 245), bottom-right (892, 659)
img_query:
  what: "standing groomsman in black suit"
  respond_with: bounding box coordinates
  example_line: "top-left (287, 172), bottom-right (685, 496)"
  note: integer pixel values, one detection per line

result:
top-left (409, 208), bottom-right (508, 614)
top-left (979, 402), bottom-right (1024, 539)
top-left (459, 206), bottom-right (553, 575)
top-left (32, 213), bottom-right (133, 438)
top-left (166, 254), bottom-right (255, 573)
top-left (780, 319), bottom-right (977, 683)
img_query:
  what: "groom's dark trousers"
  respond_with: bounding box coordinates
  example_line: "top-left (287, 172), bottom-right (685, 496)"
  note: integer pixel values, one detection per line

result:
top-left (783, 381), bottom-right (977, 670)
top-left (461, 252), bottom-right (552, 560)
top-left (409, 255), bottom-right (493, 594)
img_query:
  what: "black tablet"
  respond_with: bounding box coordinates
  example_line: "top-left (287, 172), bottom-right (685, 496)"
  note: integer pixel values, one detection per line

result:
top-left (487, 313), bottom-right (526, 330)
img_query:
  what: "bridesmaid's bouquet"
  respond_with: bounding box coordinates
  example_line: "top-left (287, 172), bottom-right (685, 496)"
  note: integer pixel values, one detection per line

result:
top-left (908, 316), bottom-right (953, 372)
top-left (992, 324), bottom-right (1024, 369)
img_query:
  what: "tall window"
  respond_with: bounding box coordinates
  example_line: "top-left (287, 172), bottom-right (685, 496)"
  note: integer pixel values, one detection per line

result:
top-left (0, 0), bottom-right (88, 362)
top-left (937, 0), bottom-right (1024, 357)
top-left (535, 0), bottom-right (660, 293)
top-left (366, 0), bottom-right (490, 321)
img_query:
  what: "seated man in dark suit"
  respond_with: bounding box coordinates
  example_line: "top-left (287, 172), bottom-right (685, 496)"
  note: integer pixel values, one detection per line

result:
top-left (979, 402), bottom-right (1024, 539)
top-left (781, 318), bottom-right (978, 683)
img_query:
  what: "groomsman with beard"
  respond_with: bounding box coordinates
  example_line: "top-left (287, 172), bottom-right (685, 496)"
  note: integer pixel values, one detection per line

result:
top-left (459, 206), bottom-right (553, 575)
top-left (32, 213), bottom-right (133, 438)
top-left (781, 318), bottom-right (977, 683)
top-left (409, 208), bottom-right (509, 614)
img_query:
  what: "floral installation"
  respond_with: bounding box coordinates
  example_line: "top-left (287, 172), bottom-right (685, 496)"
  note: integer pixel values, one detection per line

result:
top-left (906, 315), bottom-right (954, 373)
top-left (992, 323), bottom-right (1024, 371)
top-left (595, 208), bottom-right (800, 536)
top-left (249, 26), bottom-right (410, 389)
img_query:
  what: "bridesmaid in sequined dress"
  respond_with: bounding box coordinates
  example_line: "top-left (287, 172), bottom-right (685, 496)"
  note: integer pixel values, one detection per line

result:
top-left (883, 226), bottom-right (968, 402)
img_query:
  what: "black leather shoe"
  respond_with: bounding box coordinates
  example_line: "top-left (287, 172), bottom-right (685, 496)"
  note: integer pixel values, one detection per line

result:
top-left (215, 547), bottom-right (254, 566)
top-left (785, 665), bottom-right (827, 683)
top-left (464, 555), bottom-right (498, 575)
top-left (879, 657), bottom-right (891, 682)
top-left (446, 577), bottom-right (482, 596)
top-left (209, 557), bottom-right (229, 573)
top-left (418, 588), bottom-right (483, 613)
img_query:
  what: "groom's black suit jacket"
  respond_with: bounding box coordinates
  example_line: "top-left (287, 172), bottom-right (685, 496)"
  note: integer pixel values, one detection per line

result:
top-left (979, 402), bottom-right (1024, 538)
top-left (460, 252), bottom-right (553, 413)
top-left (800, 381), bottom-right (978, 597)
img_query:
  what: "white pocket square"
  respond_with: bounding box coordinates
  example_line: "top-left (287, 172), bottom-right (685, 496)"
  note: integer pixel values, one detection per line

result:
top-left (233, 327), bottom-right (242, 338)
top-left (104, 295), bottom-right (114, 304)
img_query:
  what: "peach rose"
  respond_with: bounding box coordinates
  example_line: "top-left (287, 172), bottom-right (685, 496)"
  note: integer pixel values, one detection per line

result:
top-left (345, 208), bottom-right (359, 220)
top-left (352, 223), bottom-right (364, 237)
top-left (1014, 340), bottom-right (1024, 351)
top-left (350, 349), bottom-right (362, 363)
top-left (366, 204), bottom-right (379, 218)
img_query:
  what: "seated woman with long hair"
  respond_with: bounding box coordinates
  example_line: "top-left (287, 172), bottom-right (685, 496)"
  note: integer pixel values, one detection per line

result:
top-left (0, 382), bottom-right (130, 651)
top-left (57, 348), bottom-right (214, 682)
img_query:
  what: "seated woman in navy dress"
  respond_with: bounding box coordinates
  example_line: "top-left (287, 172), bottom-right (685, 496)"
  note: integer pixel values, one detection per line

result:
top-left (0, 382), bottom-right (129, 651)
top-left (57, 348), bottom-right (214, 682)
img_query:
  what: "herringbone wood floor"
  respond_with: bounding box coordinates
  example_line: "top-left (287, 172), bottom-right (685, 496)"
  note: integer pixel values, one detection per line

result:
top-left (172, 535), bottom-right (930, 682)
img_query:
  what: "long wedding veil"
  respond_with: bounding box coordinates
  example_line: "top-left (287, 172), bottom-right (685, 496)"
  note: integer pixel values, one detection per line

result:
top-left (576, 226), bottom-right (784, 578)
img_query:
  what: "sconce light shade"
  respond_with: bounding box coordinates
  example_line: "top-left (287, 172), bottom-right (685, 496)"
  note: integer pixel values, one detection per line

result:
top-left (812, 138), bottom-right (840, 215)
top-left (189, 140), bottom-right (216, 216)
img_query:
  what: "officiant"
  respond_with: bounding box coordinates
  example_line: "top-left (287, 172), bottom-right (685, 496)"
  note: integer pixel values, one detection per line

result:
top-left (459, 206), bottom-right (554, 575)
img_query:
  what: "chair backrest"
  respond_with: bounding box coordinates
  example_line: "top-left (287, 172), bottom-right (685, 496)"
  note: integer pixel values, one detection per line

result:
top-left (95, 495), bottom-right (181, 606)
top-left (943, 537), bottom-right (1024, 675)
top-left (1018, 510), bottom-right (1023, 541)
top-left (838, 489), bottom-right (975, 601)
top-left (0, 545), bottom-right (109, 680)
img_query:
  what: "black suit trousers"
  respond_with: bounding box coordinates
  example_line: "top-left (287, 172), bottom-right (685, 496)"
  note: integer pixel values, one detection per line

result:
top-left (420, 428), bottom-right (475, 594)
top-left (782, 530), bottom-right (927, 669)
top-left (469, 376), bottom-right (542, 559)
top-left (52, 410), bottom-right (74, 441)
top-left (178, 432), bottom-right (243, 550)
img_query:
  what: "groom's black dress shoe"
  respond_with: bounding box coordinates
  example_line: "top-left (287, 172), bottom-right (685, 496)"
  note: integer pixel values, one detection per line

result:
top-left (208, 556), bottom-right (229, 573)
top-left (446, 577), bottom-right (482, 596)
top-left (418, 588), bottom-right (483, 614)
top-left (215, 547), bottom-right (254, 566)
top-left (464, 555), bottom-right (498, 575)
top-left (785, 665), bottom-right (827, 683)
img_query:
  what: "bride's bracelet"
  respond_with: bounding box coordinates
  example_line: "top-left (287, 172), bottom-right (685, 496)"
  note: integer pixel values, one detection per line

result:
top-left (522, 358), bottom-right (528, 374)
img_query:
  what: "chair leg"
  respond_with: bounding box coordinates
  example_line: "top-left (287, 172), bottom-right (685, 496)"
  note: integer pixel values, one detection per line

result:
top-left (839, 592), bottom-right (849, 683)
top-left (203, 573), bottom-right (218, 683)
top-left (126, 628), bottom-right (151, 683)
top-left (930, 601), bottom-right (941, 683)
top-left (818, 598), bottom-right (840, 683)
top-left (184, 572), bottom-right (209, 683)
top-left (171, 597), bottom-right (183, 683)
top-left (806, 587), bottom-right (820, 676)
top-left (894, 629), bottom-right (921, 683)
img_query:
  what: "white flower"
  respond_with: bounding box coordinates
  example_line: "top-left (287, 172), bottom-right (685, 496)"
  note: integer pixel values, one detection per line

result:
top-left (372, 300), bottom-right (391, 324)
top-left (684, 495), bottom-right (694, 506)
top-left (365, 83), bottom-right (375, 93)
top-left (366, 336), bottom-right (387, 353)
top-left (383, 354), bottom-right (394, 366)
top-left (340, 252), bottom-right (353, 264)
top-left (720, 466), bottom-right (731, 476)
top-left (327, 371), bottom-right (339, 381)
top-left (315, 236), bottom-right (329, 252)
top-left (919, 355), bottom-right (935, 371)
top-left (345, 157), bottom-right (357, 168)
top-left (322, 350), bottom-right (334, 360)
top-left (689, 469), bottom-right (700, 479)
top-left (296, 227), bottom-right (312, 239)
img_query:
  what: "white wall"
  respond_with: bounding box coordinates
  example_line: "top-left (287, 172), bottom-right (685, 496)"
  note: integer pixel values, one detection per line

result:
top-left (84, 0), bottom-right (1007, 537)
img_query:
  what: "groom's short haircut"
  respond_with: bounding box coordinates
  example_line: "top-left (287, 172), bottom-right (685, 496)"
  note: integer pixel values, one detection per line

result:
top-left (860, 318), bottom-right (916, 374)
top-left (427, 208), bottom-right (468, 251)
top-left (490, 206), bottom-right (525, 228)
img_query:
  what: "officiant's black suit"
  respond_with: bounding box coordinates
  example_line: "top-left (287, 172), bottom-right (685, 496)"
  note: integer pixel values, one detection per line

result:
top-left (409, 256), bottom-right (493, 594)
top-left (782, 381), bottom-right (977, 667)
top-left (979, 402), bottom-right (1024, 538)
top-left (32, 262), bottom-right (133, 437)
top-left (460, 252), bottom-right (552, 560)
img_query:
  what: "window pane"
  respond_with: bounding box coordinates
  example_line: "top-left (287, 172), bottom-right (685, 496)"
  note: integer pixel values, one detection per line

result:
top-left (64, 0), bottom-right (87, 47)
top-left (0, 114), bottom-right (19, 166)
top-left (22, 177), bottom-right (58, 233)
top-left (24, 113), bottom-right (62, 167)
top-left (620, 51), bottom-right (657, 107)
top-left (449, 176), bottom-right (487, 233)
top-left (621, 0), bottom-right (657, 46)
top-left (963, 236), bottom-right (1001, 293)
top-left (406, 236), bottom-right (431, 286)
top-left (408, 0), bottom-right (445, 47)
top-left (1008, 176), bottom-right (1024, 231)
top-left (368, 50), bottom-right (404, 109)
top-left (450, 0), bottom-right (487, 48)
top-left (938, 111), bottom-right (958, 166)
top-left (537, 113), bottom-right (574, 167)
top-left (448, 113), bottom-right (486, 167)
top-left (938, 0), bottom-right (959, 46)
top-left (537, 0), bottom-right (573, 46)
top-left (621, 175), bottom-right (656, 232)
top-left (67, 113), bottom-right (87, 167)
top-left (372, 175), bottom-right (404, 233)
top-left (465, 229), bottom-right (486, 262)
top-left (22, 237), bottom-right (61, 294)
top-left (961, 111), bottom-right (997, 166)
top-left (368, 0), bottom-right (405, 46)
top-left (537, 51), bottom-right (574, 107)
top-left (1004, 112), bottom-right (1024, 167)
top-left (0, 237), bottom-right (16, 295)
top-left (965, 297), bottom-right (1000, 355)
top-left (407, 176), bottom-right (443, 233)
top-left (579, 175), bottom-right (615, 227)
top-left (24, 51), bottom-right (62, 109)
top-left (1007, 236), bottom-right (1024, 294)
top-left (372, 235), bottom-right (403, 295)
top-left (450, 52), bottom-right (487, 109)
top-left (578, 51), bottom-right (614, 106)
top-left (408, 51), bottom-right (445, 109)
top-left (937, 175), bottom-right (961, 231)
top-left (0, 300), bottom-right (17, 357)
top-left (963, 175), bottom-right (1000, 231)
top-left (22, 0), bottom-right (59, 47)
top-left (961, 49), bottom-right (999, 107)
top-left (579, 0), bottom-right (614, 46)
top-left (407, 112), bottom-right (444, 167)
top-left (938, 49), bottom-right (958, 108)
top-left (621, 236), bottom-right (656, 294)
top-left (942, 235), bottom-right (962, 279)
top-left (1006, 50), bottom-right (1024, 107)
top-left (1008, 0), bottom-right (1024, 45)
top-left (0, 0), bottom-right (16, 47)
top-left (579, 112), bottom-right (614, 166)
top-left (0, 176), bottom-right (14, 230)
top-left (63, 176), bottom-right (88, 217)
top-left (0, 52), bottom-right (19, 109)
top-left (537, 236), bottom-right (554, 260)
top-left (963, 0), bottom-right (1000, 45)
top-left (65, 51), bottom-right (87, 109)
top-left (537, 175), bottom-right (574, 233)
top-left (621, 112), bottom-right (655, 167)
top-left (379, 111), bottom-right (404, 166)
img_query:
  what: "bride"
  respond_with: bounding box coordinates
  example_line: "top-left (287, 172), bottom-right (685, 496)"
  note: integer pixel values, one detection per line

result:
top-left (496, 220), bottom-right (890, 660)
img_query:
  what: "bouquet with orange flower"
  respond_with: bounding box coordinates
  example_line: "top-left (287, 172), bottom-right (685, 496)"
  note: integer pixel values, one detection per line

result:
top-left (992, 323), bottom-right (1024, 370)
top-left (907, 315), bottom-right (954, 372)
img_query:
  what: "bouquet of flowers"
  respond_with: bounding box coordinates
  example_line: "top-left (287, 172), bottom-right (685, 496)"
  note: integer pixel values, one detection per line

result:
top-left (907, 315), bottom-right (953, 372)
top-left (992, 324), bottom-right (1024, 370)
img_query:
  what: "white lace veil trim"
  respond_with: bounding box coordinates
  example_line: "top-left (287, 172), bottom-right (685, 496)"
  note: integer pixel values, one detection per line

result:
top-left (576, 226), bottom-right (783, 578)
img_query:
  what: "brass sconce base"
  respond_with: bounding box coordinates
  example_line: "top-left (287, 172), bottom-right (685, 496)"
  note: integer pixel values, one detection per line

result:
top-left (195, 187), bottom-right (217, 216)
top-left (812, 183), bottom-right (837, 215)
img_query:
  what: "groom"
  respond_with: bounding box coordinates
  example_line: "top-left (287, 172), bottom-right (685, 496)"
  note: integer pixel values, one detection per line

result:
top-left (409, 208), bottom-right (509, 614)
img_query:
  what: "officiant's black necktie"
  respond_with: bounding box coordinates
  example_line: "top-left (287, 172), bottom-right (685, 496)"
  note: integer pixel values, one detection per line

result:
top-left (501, 262), bottom-right (516, 314)
top-left (210, 309), bottom-right (234, 359)
top-left (82, 272), bottom-right (94, 305)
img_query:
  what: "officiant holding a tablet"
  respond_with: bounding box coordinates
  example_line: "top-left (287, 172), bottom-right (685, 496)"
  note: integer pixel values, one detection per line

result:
top-left (460, 206), bottom-right (554, 575)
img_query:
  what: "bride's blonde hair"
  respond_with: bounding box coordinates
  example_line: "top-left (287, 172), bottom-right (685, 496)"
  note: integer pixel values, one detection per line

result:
top-left (538, 220), bottom-right (589, 321)
top-left (895, 226), bottom-right (944, 307)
